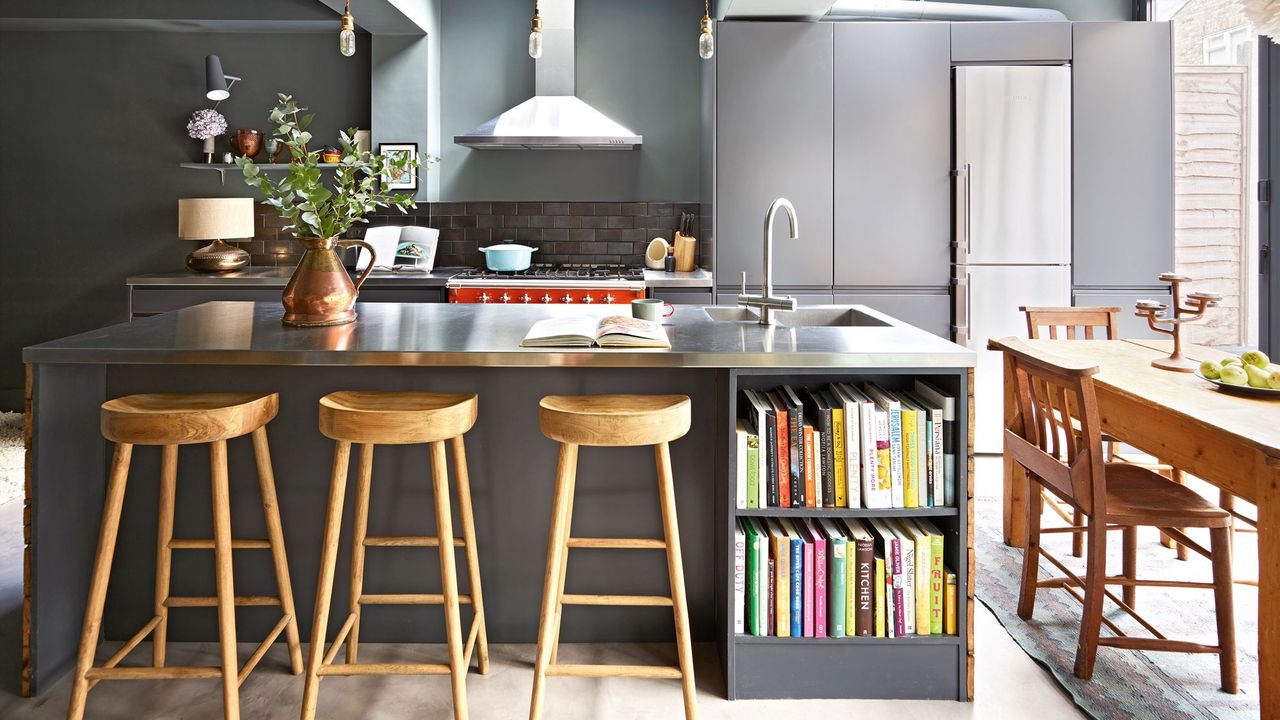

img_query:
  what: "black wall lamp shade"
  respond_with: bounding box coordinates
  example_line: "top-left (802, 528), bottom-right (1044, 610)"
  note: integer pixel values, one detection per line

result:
top-left (205, 54), bottom-right (241, 102)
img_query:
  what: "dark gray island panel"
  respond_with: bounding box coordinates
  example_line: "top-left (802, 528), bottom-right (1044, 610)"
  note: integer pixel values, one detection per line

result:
top-left (23, 302), bottom-right (974, 700)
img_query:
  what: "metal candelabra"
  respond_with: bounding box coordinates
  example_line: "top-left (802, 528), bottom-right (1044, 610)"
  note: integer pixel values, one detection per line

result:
top-left (1134, 272), bottom-right (1221, 372)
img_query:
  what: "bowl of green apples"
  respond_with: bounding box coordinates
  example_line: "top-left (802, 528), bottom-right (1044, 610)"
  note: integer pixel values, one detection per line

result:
top-left (1196, 350), bottom-right (1280, 398)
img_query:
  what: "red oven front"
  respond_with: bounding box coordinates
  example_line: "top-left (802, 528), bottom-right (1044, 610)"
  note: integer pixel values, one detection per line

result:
top-left (448, 286), bottom-right (646, 305)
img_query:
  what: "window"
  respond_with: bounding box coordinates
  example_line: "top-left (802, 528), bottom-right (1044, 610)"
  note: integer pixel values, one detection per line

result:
top-left (1204, 26), bottom-right (1254, 65)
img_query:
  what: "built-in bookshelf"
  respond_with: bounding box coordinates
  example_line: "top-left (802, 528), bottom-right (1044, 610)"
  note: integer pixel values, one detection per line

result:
top-left (716, 368), bottom-right (972, 701)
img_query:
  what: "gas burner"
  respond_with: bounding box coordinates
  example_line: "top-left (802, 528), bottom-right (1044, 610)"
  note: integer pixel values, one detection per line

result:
top-left (446, 262), bottom-right (647, 304)
top-left (455, 263), bottom-right (645, 282)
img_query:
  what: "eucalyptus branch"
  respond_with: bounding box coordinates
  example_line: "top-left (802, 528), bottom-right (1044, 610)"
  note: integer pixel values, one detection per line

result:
top-left (236, 93), bottom-right (436, 239)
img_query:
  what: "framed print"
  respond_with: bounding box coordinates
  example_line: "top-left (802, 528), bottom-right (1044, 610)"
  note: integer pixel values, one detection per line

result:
top-left (378, 142), bottom-right (418, 191)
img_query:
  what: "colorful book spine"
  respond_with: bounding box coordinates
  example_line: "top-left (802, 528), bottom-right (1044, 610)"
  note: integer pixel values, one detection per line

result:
top-left (901, 405), bottom-right (919, 509)
top-left (744, 519), bottom-right (761, 635)
top-left (768, 556), bottom-right (776, 635)
top-left (891, 532), bottom-right (905, 637)
top-left (812, 521), bottom-right (827, 637)
top-left (733, 520), bottom-right (746, 634)
top-left (803, 422), bottom-right (817, 509)
top-left (769, 519), bottom-right (789, 637)
top-left (746, 432), bottom-right (760, 509)
top-left (789, 533), bottom-right (803, 638)
top-left (944, 570), bottom-right (958, 635)
top-left (831, 402), bottom-right (846, 508)
top-left (735, 420), bottom-right (748, 509)
top-left (796, 520), bottom-right (815, 637)
top-left (853, 531), bottom-right (874, 637)
top-left (822, 520), bottom-right (847, 638)
top-left (874, 552), bottom-right (886, 638)
top-left (873, 412), bottom-right (892, 505)
top-left (771, 393), bottom-right (791, 509)
top-left (924, 418), bottom-right (935, 507)
top-left (930, 533), bottom-right (944, 635)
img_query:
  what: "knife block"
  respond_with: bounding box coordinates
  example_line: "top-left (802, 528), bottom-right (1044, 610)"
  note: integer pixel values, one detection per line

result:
top-left (673, 232), bottom-right (697, 272)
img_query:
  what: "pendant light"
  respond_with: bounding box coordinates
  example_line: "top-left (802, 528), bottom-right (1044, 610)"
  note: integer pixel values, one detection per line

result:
top-left (339, 0), bottom-right (356, 57)
top-left (529, 0), bottom-right (543, 59)
top-left (698, 0), bottom-right (714, 60)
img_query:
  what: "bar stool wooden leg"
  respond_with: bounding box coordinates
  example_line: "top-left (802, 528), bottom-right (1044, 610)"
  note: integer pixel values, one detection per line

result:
top-left (67, 443), bottom-right (133, 720)
top-left (530, 442), bottom-right (578, 720)
top-left (654, 441), bottom-right (698, 720)
top-left (346, 443), bottom-right (374, 665)
top-left (153, 444), bottom-right (177, 668)
top-left (1122, 527), bottom-right (1138, 610)
top-left (209, 440), bottom-right (241, 720)
top-left (1209, 526), bottom-right (1238, 693)
top-left (251, 427), bottom-right (304, 675)
top-left (451, 435), bottom-right (490, 674)
top-left (548, 445), bottom-right (578, 667)
top-left (430, 440), bottom-right (468, 720)
top-left (301, 440), bottom-right (352, 720)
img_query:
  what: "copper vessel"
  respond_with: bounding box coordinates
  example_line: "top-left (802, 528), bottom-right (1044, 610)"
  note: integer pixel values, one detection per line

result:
top-left (231, 129), bottom-right (263, 159)
top-left (281, 237), bottom-right (376, 327)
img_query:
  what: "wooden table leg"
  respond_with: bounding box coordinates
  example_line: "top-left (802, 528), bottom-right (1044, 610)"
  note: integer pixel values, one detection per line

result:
top-left (1002, 352), bottom-right (1027, 548)
top-left (1258, 456), bottom-right (1280, 719)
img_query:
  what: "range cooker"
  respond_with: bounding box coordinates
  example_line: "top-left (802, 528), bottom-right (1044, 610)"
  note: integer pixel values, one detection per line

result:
top-left (446, 264), bottom-right (647, 304)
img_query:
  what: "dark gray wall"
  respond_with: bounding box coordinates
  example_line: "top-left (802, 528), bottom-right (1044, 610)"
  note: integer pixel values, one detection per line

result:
top-left (0, 31), bottom-right (370, 407)
top-left (439, 0), bottom-right (702, 201)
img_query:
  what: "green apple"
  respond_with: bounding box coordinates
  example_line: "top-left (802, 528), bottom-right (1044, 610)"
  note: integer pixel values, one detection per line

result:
top-left (1269, 370), bottom-right (1280, 390)
top-left (1241, 349), bottom-right (1271, 369)
top-left (1199, 360), bottom-right (1221, 379)
top-left (1219, 365), bottom-right (1248, 385)
top-left (1221, 357), bottom-right (1241, 367)
top-left (1245, 364), bottom-right (1272, 388)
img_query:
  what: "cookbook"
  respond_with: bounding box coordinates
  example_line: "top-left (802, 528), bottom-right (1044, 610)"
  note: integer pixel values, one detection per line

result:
top-left (520, 315), bottom-right (671, 348)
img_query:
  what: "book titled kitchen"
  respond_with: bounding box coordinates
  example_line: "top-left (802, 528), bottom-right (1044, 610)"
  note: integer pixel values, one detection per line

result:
top-left (520, 315), bottom-right (671, 348)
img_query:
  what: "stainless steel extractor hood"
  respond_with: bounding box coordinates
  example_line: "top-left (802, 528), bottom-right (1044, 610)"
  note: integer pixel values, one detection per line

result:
top-left (454, 0), bottom-right (641, 150)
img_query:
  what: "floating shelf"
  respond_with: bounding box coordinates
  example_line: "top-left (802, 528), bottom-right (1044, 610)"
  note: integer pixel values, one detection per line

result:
top-left (179, 162), bottom-right (341, 185)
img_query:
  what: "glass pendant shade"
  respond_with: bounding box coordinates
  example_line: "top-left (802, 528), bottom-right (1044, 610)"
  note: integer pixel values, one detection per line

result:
top-left (340, 27), bottom-right (356, 56)
top-left (698, 15), bottom-right (714, 60)
top-left (529, 30), bottom-right (543, 58)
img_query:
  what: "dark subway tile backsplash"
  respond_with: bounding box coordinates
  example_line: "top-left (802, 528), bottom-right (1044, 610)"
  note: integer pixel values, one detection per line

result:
top-left (235, 201), bottom-right (703, 269)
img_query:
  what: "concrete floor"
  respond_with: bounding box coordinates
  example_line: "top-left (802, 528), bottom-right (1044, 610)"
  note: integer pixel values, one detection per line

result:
top-left (0, 461), bottom-right (1086, 719)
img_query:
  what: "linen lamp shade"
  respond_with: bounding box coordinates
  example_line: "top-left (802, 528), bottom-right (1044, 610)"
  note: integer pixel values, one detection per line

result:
top-left (179, 198), bottom-right (253, 272)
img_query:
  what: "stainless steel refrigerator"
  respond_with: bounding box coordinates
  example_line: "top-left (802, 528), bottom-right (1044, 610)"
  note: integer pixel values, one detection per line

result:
top-left (953, 65), bottom-right (1072, 453)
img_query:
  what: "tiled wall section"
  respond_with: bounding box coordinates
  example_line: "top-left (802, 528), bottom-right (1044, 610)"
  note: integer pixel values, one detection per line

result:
top-left (239, 201), bottom-right (703, 269)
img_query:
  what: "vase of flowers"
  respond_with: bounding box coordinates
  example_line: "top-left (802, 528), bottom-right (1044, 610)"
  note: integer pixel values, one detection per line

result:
top-left (187, 108), bottom-right (228, 163)
top-left (237, 94), bottom-right (435, 326)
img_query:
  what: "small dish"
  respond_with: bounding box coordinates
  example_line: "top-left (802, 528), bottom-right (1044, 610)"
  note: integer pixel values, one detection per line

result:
top-left (1195, 370), bottom-right (1280, 398)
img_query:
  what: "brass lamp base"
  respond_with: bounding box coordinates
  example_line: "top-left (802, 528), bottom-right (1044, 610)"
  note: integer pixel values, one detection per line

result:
top-left (1152, 354), bottom-right (1198, 372)
top-left (187, 239), bottom-right (249, 273)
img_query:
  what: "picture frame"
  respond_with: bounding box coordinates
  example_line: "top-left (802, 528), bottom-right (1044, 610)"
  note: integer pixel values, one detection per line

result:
top-left (377, 142), bottom-right (418, 191)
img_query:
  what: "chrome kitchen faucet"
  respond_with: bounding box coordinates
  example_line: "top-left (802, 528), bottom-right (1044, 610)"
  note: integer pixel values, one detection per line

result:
top-left (738, 197), bottom-right (799, 325)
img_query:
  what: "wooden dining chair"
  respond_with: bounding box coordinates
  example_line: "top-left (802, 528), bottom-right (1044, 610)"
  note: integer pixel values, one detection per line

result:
top-left (1020, 306), bottom-right (1187, 562)
top-left (992, 336), bottom-right (1237, 691)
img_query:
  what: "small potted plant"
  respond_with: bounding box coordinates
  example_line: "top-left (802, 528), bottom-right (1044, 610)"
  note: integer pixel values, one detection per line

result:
top-left (237, 94), bottom-right (436, 326)
top-left (187, 108), bottom-right (228, 163)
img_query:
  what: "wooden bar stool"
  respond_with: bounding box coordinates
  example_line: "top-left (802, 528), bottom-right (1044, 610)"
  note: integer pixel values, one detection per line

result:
top-left (302, 391), bottom-right (489, 720)
top-left (529, 394), bottom-right (697, 720)
top-left (68, 392), bottom-right (303, 720)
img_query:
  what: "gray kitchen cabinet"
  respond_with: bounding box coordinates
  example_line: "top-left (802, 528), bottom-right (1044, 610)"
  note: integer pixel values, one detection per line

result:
top-left (1072, 290), bottom-right (1173, 339)
top-left (834, 22), bottom-right (950, 288)
top-left (835, 291), bottom-right (951, 338)
top-left (715, 22), bottom-right (834, 289)
top-left (652, 288), bottom-right (714, 305)
top-left (714, 286), bottom-right (833, 306)
top-left (950, 22), bottom-right (1071, 63)
top-left (1072, 22), bottom-right (1175, 288)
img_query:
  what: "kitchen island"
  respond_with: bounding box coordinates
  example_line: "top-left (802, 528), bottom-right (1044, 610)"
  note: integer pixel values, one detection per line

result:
top-left (22, 301), bottom-right (974, 700)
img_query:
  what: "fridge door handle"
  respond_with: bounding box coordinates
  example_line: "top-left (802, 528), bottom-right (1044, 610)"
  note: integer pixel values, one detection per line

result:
top-left (952, 163), bottom-right (972, 262)
top-left (953, 272), bottom-right (971, 345)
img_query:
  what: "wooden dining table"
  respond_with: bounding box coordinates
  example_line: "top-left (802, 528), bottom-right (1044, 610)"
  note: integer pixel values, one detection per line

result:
top-left (998, 337), bottom-right (1280, 716)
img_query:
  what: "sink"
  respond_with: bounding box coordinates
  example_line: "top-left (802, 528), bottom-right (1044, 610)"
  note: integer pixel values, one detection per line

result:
top-left (772, 307), bottom-right (890, 327)
top-left (703, 307), bottom-right (760, 322)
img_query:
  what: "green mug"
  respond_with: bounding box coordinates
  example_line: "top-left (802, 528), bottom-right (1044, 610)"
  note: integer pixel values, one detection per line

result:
top-left (632, 298), bottom-right (674, 322)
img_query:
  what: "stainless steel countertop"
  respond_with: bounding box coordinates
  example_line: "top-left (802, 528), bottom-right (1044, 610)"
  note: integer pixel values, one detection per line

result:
top-left (642, 269), bottom-right (713, 288)
top-left (24, 301), bottom-right (974, 368)
top-left (127, 267), bottom-right (470, 287)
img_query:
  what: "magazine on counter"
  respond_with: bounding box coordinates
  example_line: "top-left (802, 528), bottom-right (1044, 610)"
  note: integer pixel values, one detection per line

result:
top-left (520, 314), bottom-right (671, 348)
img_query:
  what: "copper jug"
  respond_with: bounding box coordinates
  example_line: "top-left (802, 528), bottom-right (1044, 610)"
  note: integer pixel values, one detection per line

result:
top-left (281, 237), bottom-right (376, 327)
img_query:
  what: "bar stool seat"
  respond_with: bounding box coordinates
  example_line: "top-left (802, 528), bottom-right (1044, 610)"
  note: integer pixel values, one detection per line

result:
top-left (319, 390), bottom-right (477, 444)
top-left (69, 392), bottom-right (302, 720)
top-left (303, 390), bottom-right (489, 720)
top-left (530, 393), bottom-right (698, 720)
top-left (102, 392), bottom-right (278, 444)
top-left (539, 394), bottom-right (690, 446)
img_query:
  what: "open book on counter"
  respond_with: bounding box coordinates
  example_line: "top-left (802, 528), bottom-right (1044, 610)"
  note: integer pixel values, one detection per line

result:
top-left (520, 314), bottom-right (671, 348)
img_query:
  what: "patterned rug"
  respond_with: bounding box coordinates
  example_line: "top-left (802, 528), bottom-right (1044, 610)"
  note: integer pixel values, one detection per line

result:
top-left (974, 484), bottom-right (1260, 719)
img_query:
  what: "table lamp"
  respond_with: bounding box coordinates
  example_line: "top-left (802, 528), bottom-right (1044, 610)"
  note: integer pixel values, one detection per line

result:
top-left (179, 198), bottom-right (253, 272)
